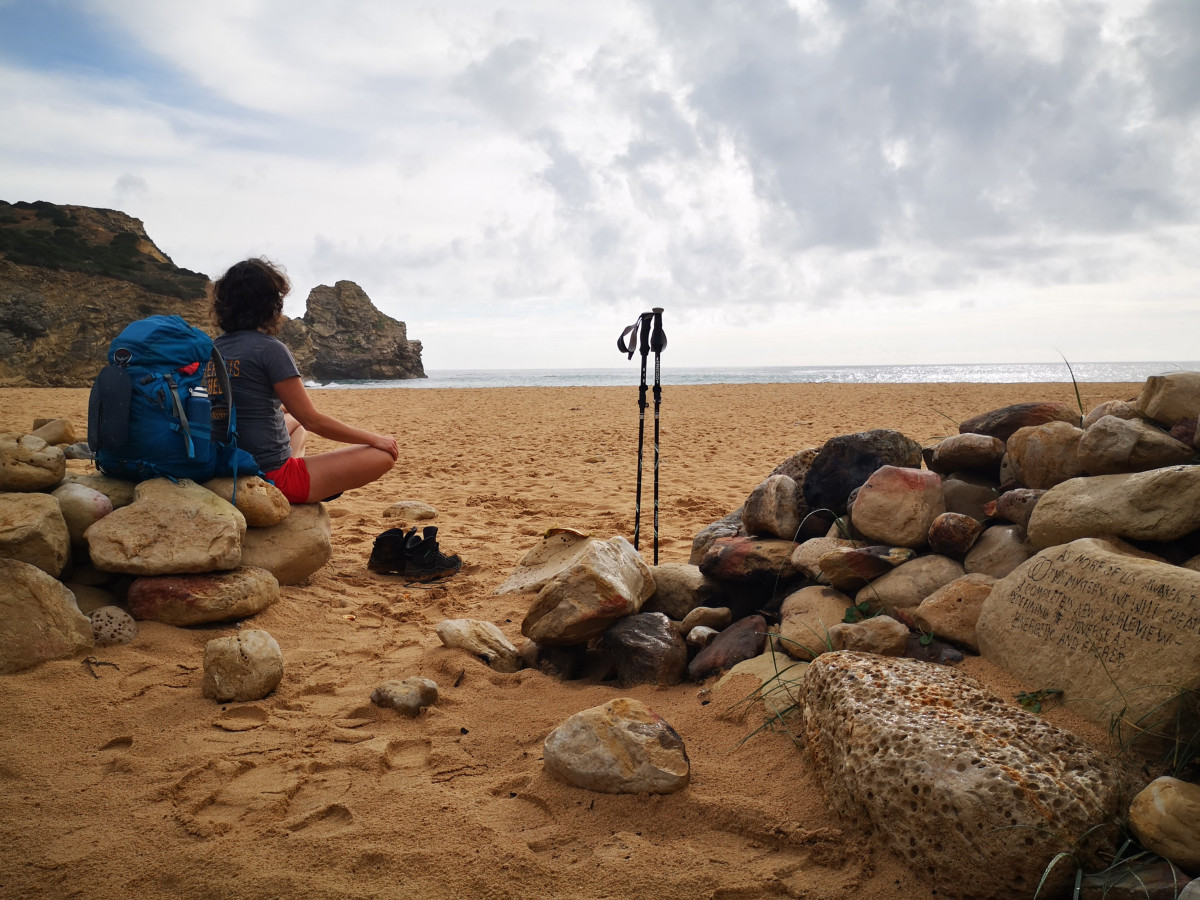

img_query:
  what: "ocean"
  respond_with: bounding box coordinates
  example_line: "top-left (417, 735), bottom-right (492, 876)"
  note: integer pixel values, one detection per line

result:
top-left (311, 361), bottom-right (1198, 390)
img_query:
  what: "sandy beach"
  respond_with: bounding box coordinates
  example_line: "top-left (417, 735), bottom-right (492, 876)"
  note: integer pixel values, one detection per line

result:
top-left (0, 381), bottom-right (1141, 899)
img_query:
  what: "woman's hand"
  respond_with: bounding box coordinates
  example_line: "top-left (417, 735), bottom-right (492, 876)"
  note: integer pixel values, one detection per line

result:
top-left (367, 432), bottom-right (400, 460)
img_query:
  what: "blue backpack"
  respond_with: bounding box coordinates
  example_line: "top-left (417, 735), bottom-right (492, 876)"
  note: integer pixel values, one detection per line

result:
top-left (87, 315), bottom-right (262, 485)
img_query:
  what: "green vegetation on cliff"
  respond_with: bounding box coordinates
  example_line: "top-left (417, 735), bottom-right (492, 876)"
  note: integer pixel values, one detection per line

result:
top-left (0, 200), bottom-right (207, 299)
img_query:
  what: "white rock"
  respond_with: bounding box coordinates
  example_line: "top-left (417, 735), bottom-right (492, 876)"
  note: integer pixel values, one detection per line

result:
top-left (435, 618), bottom-right (521, 673)
top-left (51, 482), bottom-right (113, 545)
top-left (1128, 777), bottom-right (1200, 872)
top-left (371, 677), bottom-right (439, 717)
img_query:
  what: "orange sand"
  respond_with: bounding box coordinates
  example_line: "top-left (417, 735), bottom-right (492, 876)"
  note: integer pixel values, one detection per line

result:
top-left (0, 382), bottom-right (1140, 899)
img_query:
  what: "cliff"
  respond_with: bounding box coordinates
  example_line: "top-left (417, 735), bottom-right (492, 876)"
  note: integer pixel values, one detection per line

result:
top-left (0, 200), bottom-right (426, 386)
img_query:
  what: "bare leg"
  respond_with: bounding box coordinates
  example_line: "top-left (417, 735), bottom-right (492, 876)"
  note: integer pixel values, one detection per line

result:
top-left (302, 445), bottom-right (394, 503)
top-left (284, 412), bottom-right (307, 458)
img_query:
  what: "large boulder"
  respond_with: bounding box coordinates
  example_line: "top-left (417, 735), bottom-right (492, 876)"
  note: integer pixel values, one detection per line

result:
top-left (800, 652), bottom-right (1119, 898)
top-left (977, 539), bottom-right (1200, 736)
top-left (959, 401), bottom-right (1081, 443)
top-left (0, 433), bottom-right (66, 491)
top-left (742, 474), bottom-right (801, 540)
top-left (0, 491), bottom-right (70, 577)
top-left (1077, 416), bottom-right (1194, 476)
top-left (855, 554), bottom-right (965, 615)
top-left (239, 502), bottom-right (332, 584)
top-left (1006, 421), bottom-right (1086, 490)
top-left (1027, 466), bottom-right (1200, 549)
top-left (126, 567), bottom-right (280, 626)
top-left (849, 466), bottom-right (944, 549)
top-left (501, 530), bottom-right (653, 646)
top-left (1136, 372), bottom-right (1200, 428)
top-left (802, 429), bottom-right (923, 516)
top-left (543, 698), bottom-right (689, 795)
top-left (928, 433), bottom-right (1006, 476)
top-left (0, 559), bottom-right (93, 674)
top-left (597, 612), bottom-right (688, 687)
top-left (85, 478), bottom-right (245, 575)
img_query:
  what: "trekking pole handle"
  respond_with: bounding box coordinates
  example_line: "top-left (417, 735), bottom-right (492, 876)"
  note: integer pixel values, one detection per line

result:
top-left (638, 312), bottom-right (652, 359)
top-left (650, 307), bottom-right (666, 354)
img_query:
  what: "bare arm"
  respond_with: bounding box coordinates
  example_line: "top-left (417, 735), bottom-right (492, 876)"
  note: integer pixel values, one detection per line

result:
top-left (273, 377), bottom-right (398, 459)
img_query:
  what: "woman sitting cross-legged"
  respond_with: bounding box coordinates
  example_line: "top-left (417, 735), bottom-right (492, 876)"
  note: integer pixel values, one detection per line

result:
top-left (208, 257), bottom-right (398, 503)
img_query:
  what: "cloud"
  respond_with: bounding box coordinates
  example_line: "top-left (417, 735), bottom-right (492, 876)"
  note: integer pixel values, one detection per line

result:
top-left (0, 0), bottom-right (1197, 368)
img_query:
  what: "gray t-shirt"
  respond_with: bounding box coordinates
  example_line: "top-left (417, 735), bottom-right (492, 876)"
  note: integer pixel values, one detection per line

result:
top-left (211, 330), bottom-right (301, 472)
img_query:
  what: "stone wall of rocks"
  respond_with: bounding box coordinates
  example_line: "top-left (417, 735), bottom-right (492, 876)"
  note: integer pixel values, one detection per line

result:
top-left (471, 372), bottom-right (1200, 894)
top-left (0, 417), bottom-right (332, 675)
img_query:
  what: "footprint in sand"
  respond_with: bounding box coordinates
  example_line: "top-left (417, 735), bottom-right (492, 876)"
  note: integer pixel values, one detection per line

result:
top-left (214, 705), bottom-right (269, 732)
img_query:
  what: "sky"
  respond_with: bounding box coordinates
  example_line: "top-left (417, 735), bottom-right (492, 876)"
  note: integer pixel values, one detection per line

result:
top-left (0, 0), bottom-right (1197, 370)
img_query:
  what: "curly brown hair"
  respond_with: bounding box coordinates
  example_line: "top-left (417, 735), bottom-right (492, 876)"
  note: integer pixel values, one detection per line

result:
top-left (210, 258), bottom-right (290, 334)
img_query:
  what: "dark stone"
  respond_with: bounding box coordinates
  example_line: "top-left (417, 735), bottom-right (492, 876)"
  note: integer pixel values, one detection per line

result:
top-left (535, 644), bottom-right (588, 680)
top-left (819, 545), bottom-right (915, 592)
top-left (959, 402), bottom-right (1081, 443)
top-left (802, 429), bottom-right (923, 516)
top-left (904, 632), bottom-right (965, 664)
top-left (927, 513), bottom-right (984, 559)
top-left (598, 613), bottom-right (687, 687)
top-left (699, 536), bottom-right (801, 585)
top-left (798, 508), bottom-right (837, 541)
top-left (687, 615), bottom-right (768, 681)
top-left (942, 474), bottom-right (1000, 522)
top-left (1170, 417), bottom-right (1197, 446)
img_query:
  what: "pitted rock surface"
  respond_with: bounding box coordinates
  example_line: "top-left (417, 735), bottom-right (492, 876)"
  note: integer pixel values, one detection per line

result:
top-left (90, 605), bottom-right (138, 646)
top-left (800, 653), bottom-right (1119, 899)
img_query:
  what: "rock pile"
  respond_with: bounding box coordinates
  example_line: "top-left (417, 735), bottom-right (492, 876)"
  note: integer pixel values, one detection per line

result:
top-left (0, 416), bottom-right (332, 675)
top-left (464, 371), bottom-right (1200, 892)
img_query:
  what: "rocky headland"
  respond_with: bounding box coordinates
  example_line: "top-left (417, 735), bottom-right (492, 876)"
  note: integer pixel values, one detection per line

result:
top-left (0, 200), bottom-right (424, 386)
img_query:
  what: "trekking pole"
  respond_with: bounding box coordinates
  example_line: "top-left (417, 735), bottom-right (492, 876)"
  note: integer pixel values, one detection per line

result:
top-left (649, 308), bottom-right (666, 564)
top-left (633, 313), bottom-right (652, 551)
top-left (616, 311), bottom-right (653, 553)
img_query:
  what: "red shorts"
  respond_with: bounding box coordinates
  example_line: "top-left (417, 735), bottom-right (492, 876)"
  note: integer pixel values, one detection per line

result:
top-left (265, 457), bottom-right (310, 504)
